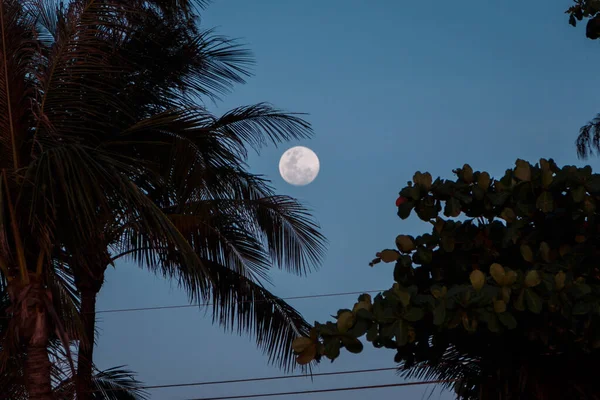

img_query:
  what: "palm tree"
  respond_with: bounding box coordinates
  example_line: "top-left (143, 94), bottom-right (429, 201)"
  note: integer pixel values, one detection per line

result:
top-left (60, 5), bottom-right (327, 399)
top-left (0, 268), bottom-right (148, 400)
top-left (0, 0), bottom-right (324, 398)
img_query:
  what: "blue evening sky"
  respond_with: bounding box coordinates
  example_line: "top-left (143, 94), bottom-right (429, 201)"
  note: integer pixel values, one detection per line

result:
top-left (94, 1), bottom-right (600, 399)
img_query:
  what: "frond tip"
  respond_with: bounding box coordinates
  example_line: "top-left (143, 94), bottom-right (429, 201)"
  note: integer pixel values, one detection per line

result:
top-left (576, 113), bottom-right (600, 159)
top-left (206, 261), bottom-right (313, 372)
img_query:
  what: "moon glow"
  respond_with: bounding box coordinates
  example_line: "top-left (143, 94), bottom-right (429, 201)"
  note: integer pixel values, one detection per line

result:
top-left (279, 146), bottom-right (320, 186)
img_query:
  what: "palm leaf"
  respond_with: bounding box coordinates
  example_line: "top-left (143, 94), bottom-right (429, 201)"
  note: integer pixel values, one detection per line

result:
top-left (208, 103), bottom-right (313, 155)
top-left (53, 366), bottom-right (149, 400)
top-left (576, 113), bottom-right (600, 159)
top-left (203, 258), bottom-right (313, 371)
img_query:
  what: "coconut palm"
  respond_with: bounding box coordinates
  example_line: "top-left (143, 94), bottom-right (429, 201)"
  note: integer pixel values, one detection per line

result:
top-left (60, 5), bottom-right (327, 399)
top-left (0, 270), bottom-right (148, 400)
top-left (0, 0), bottom-right (325, 398)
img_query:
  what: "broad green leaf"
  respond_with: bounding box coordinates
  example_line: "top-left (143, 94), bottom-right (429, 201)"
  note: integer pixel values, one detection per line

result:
top-left (514, 159), bottom-right (531, 182)
top-left (347, 318), bottom-right (370, 337)
top-left (441, 236), bottom-right (455, 252)
top-left (395, 235), bottom-right (415, 253)
top-left (525, 270), bottom-right (541, 288)
top-left (525, 289), bottom-right (542, 314)
top-left (470, 270), bottom-right (485, 291)
top-left (478, 171), bottom-right (491, 190)
top-left (472, 185), bottom-right (485, 201)
top-left (431, 286), bottom-right (448, 299)
top-left (514, 289), bottom-right (525, 311)
top-left (292, 337), bottom-right (313, 353)
top-left (586, 175), bottom-right (600, 193)
top-left (487, 314), bottom-right (500, 333)
top-left (377, 249), bottom-right (400, 263)
top-left (366, 324), bottom-right (378, 342)
top-left (296, 344), bottom-right (317, 364)
top-left (355, 308), bottom-right (374, 320)
top-left (572, 186), bottom-right (586, 203)
top-left (488, 191), bottom-right (510, 207)
top-left (536, 192), bottom-right (554, 213)
top-left (454, 191), bottom-right (473, 205)
top-left (395, 288), bottom-right (411, 307)
top-left (323, 339), bottom-right (341, 360)
top-left (584, 197), bottom-right (596, 214)
top-left (381, 323), bottom-right (395, 341)
top-left (445, 197), bottom-right (461, 218)
top-left (490, 263), bottom-right (506, 285)
top-left (337, 311), bottom-right (355, 333)
top-left (404, 307), bottom-right (424, 322)
top-left (358, 293), bottom-right (372, 303)
top-left (500, 208), bottom-right (516, 223)
top-left (340, 336), bottom-right (363, 353)
top-left (461, 314), bottom-right (477, 332)
top-left (433, 303), bottom-right (446, 326)
top-left (493, 299), bottom-right (507, 313)
top-left (497, 312), bottom-right (517, 329)
top-left (501, 286), bottom-right (511, 303)
top-left (571, 283), bottom-right (591, 299)
top-left (504, 270), bottom-right (517, 286)
top-left (353, 300), bottom-right (372, 314)
top-left (520, 244), bottom-right (534, 263)
top-left (542, 170), bottom-right (553, 188)
top-left (572, 302), bottom-right (590, 316)
top-left (408, 186), bottom-right (420, 201)
top-left (539, 242), bottom-right (551, 262)
top-left (397, 200), bottom-right (413, 219)
top-left (462, 164), bottom-right (474, 183)
top-left (559, 244), bottom-right (571, 258)
top-left (415, 247), bottom-right (433, 264)
top-left (394, 320), bottom-right (409, 346)
top-left (555, 271), bottom-right (566, 291)
top-left (413, 171), bottom-right (432, 190)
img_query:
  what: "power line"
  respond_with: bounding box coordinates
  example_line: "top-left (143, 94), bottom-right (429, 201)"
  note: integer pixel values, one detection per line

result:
top-left (95, 289), bottom-right (385, 315)
top-left (104, 367), bottom-right (397, 392)
top-left (183, 380), bottom-right (453, 400)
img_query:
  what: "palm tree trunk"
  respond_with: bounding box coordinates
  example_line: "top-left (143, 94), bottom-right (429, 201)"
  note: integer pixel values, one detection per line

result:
top-left (76, 286), bottom-right (97, 400)
top-left (8, 276), bottom-right (54, 400)
top-left (24, 341), bottom-right (53, 400)
top-left (75, 265), bottom-right (106, 400)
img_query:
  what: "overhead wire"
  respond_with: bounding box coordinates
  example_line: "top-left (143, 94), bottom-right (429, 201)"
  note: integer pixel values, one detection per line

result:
top-left (99, 366), bottom-right (398, 392)
top-left (183, 380), bottom-right (453, 400)
top-left (94, 289), bottom-right (386, 315)
top-left (0, 289), bottom-right (386, 319)
top-left (53, 290), bottom-right (452, 398)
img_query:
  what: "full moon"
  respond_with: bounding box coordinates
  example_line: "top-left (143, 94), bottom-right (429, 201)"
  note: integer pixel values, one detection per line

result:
top-left (279, 146), bottom-right (320, 186)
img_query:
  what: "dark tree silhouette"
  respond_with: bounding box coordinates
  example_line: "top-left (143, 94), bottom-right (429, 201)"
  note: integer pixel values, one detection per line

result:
top-left (567, 1), bottom-right (600, 158)
top-left (293, 160), bottom-right (600, 399)
top-left (0, 1), bottom-right (326, 398)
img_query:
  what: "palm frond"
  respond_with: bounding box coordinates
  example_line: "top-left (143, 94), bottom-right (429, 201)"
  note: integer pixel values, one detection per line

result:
top-left (399, 345), bottom-right (481, 399)
top-left (209, 103), bottom-right (313, 155)
top-left (0, 0), bottom-right (36, 171)
top-left (54, 366), bottom-right (149, 400)
top-left (168, 212), bottom-right (273, 282)
top-left (90, 367), bottom-right (149, 400)
top-left (576, 113), bottom-right (600, 159)
top-left (251, 195), bottom-right (326, 275)
top-left (162, 168), bottom-right (327, 275)
top-left (204, 259), bottom-right (312, 371)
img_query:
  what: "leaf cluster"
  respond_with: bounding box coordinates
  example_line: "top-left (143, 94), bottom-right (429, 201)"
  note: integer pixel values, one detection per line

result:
top-left (294, 159), bottom-right (600, 395)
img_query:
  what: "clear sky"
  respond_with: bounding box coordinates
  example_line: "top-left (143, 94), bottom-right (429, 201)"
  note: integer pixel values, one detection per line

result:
top-left (94, 1), bottom-right (600, 399)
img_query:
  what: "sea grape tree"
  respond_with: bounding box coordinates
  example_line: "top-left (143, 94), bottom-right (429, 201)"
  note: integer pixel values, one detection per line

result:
top-left (293, 159), bottom-right (600, 399)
